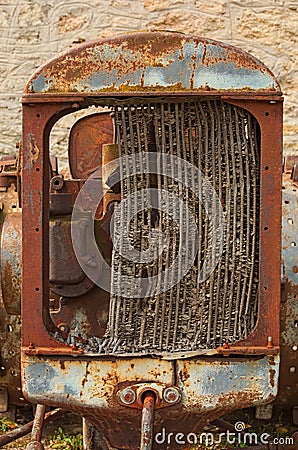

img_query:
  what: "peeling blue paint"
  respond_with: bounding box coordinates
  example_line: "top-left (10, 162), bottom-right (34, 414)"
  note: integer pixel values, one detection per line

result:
top-left (193, 62), bottom-right (274, 90)
top-left (31, 74), bottom-right (51, 93)
top-left (282, 180), bottom-right (298, 285)
top-left (24, 33), bottom-right (280, 94)
top-left (22, 355), bottom-right (279, 412)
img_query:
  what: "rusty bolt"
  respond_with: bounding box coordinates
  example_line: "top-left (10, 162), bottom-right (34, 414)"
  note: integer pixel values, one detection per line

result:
top-left (163, 387), bottom-right (181, 404)
top-left (119, 388), bottom-right (136, 405)
top-left (28, 343), bottom-right (35, 349)
top-left (267, 336), bottom-right (273, 348)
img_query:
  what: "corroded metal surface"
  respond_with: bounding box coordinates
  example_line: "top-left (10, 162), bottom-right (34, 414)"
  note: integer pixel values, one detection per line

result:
top-left (22, 355), bottom-right (279, 449)
top-left (176, 356), bottom-right (279, 411)
top-left (282, 175), bottom-right (298, 285)
top-left (0, 212), bottom-right (22, 315)
top-left (24, 32), bottom-right (280, 95)
top-left (0, 191), bottom-right (24, 408)
top-left (140, 391), bottom-right (155, 450)
top-left (49, 218), bottom-right (95, 297)
top-left (275, 171), bottom-right (298, 408)
top-left (69, 112), bottom-right (114, 179)
top-left (21, 99), bottom-right (283, 356)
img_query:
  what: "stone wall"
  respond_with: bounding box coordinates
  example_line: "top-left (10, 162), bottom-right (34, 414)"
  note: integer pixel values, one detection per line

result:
top-left (0, 0), bottom-right (297, 167)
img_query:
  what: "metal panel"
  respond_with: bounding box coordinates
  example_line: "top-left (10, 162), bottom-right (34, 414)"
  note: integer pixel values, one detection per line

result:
top-left (176, 355), bottom-right (279, 410)
top-left (275, 172), bottom-right (298, 407)
top-left (22, 355), bottom-right (279, 449)
top-left (0, 213), bottom-right (22, 315)
top-left (24, 32), bottom-right (280, 95)
top-left (69, 112), bottom-right (114, 179)
top-left (0, 192), bottom-right (25, 408)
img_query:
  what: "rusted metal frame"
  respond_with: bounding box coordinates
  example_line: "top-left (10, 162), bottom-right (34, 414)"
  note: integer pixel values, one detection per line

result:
top-left (24, 347), bottom-right (84, 356)
top-left (218, 98), bottom-right (282, 350)
top-left (216, 346), bottom-right (279, 355)
top-left (0, 408), bottom-right (63, 447)
top-left (22, 100), bottom-right (85, 351)
top-left (21, 354), bottom-right (278, 449)
top-left (22, 93), bottom-right (283, 103)
top-left (22, 95), bottom-right (282, 355)
top-left (22, 356), bottom-right (176, 449)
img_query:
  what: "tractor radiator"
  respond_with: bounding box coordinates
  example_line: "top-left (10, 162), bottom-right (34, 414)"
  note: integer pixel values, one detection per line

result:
top-left (104, 99), bottom-right (260, 355)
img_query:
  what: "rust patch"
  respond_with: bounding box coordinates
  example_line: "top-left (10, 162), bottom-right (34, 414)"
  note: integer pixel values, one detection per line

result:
top-left (69, 112), bottom-right (114, 179)
top-left (27, 133), bottom-right (40, 163)
top-left (269, 369), bottom-right (276, 388)
top-left (269, 356), bottom-right (276, 366)
top-left (59, 360), bottom-right (65, 370)
top-left (25, 32), bottom-right (279, 94)
top-left (179, 365), bottom-right (190, 383)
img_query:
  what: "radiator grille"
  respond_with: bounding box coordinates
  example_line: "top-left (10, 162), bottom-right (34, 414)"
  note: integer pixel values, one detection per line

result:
top-left (104, 99), bottom-right (260, 355)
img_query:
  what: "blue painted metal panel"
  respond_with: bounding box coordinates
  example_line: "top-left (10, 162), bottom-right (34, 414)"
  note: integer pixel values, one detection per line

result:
top-left (25, 32), bottom-right (280, 94)
top-left (22, 355), bottom-right (279, 412)
top-left (282, 180), bottom-right (298, 285)
top-left (177, 356), bottom-right (279, 411)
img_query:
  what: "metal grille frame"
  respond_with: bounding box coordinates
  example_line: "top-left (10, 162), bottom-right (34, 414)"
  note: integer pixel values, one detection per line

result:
top-left (21, 32), bottom-right (282, 358)
top-left (21, 96), bottom-right (282, 357)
